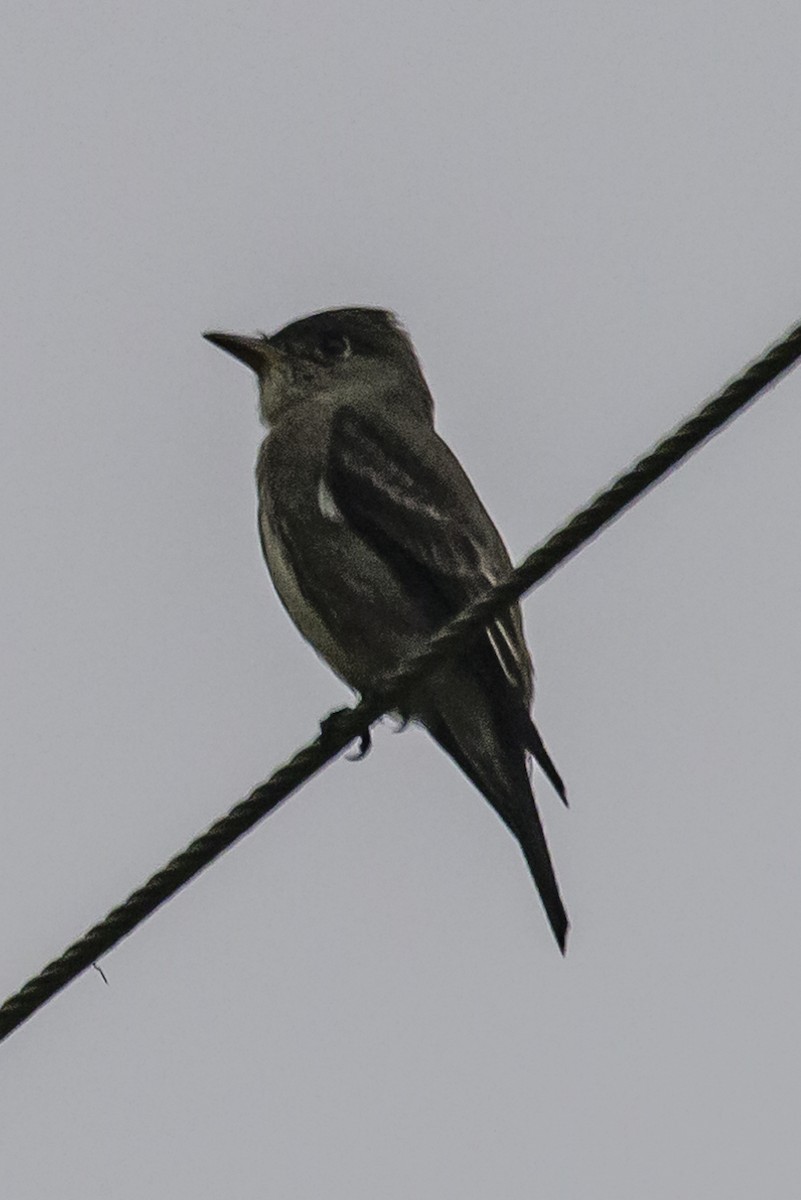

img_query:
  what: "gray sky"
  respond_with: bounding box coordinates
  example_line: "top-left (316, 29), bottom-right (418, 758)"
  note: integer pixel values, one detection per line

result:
top-left (2, 2), bottom-right (801, 1196)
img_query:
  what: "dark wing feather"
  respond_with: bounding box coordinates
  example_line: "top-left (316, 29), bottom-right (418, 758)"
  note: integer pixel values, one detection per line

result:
top-left (326, 405), bottom-right (568, 945)
top-left (327, 406), bottom-right (523, 661)
top-left (326, 406), bottom-right (566, 803)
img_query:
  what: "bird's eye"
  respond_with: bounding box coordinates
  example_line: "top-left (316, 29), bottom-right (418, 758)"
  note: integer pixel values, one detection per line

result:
top-left (317, 332), bottom-right (351, 361)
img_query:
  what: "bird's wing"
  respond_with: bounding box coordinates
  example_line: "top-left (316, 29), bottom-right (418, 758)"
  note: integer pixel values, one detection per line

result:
top-left (325, 404), bottom-right (531, 694)
top-left (325, 404), bottom-right (566, 804)
top-left (327, 404), bottom-right (569, 945)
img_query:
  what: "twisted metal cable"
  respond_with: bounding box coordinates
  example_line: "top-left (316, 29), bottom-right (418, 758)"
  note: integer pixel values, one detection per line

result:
top-left (1, 317), bottom-right (800, 1044)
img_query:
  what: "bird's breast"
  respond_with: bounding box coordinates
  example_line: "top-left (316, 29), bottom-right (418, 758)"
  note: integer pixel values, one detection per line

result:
top-left (258, 503), bottom-right (354, 683)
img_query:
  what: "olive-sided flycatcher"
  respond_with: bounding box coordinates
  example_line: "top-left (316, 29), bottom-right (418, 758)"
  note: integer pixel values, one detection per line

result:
top-left (204, 308), bottom-right (569, 950)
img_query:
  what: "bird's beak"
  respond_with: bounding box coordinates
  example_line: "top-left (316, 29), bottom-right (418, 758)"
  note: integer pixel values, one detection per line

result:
top-left (203, 331), bottom-right (283, 374)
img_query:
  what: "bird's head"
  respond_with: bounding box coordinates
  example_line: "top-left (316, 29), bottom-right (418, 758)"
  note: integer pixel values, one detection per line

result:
top-left (204, 307), bottom-right (432, 426)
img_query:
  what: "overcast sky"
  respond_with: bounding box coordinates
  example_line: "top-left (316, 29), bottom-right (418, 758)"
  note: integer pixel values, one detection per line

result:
top-left (2, 2), bottom-right (801, 1196)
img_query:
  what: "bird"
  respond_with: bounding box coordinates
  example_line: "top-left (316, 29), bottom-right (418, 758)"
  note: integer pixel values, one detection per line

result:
top-left (204, 307), bottom-right (569, 951)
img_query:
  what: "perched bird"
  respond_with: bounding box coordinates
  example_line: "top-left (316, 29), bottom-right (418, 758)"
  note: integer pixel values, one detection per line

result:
top-left (204, 308), bottom-right (569, 950)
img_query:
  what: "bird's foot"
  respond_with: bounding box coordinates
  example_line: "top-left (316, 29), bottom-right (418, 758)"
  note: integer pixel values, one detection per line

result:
top-left (319, 707), bottom-right (373, 761)
top-left (345, 728), bottom-right (372, 761)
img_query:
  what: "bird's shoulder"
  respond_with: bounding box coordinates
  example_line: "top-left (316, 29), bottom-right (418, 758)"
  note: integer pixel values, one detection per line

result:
top-left (327, 400), bottom-right (512, 574)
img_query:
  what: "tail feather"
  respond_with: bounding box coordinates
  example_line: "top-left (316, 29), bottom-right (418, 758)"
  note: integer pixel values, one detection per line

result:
top-left (523, 715), bottom-right (568, 807)
top-left (469, 621), bottom-right (568, 808)
top-left (426, 714), bottom-right (569, 953)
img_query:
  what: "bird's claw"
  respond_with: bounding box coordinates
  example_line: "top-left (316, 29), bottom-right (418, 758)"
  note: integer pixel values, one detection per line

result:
top-left (319, 708), bottom-right (372, 761)
top-left (345, 728), bottom-right (372, 761)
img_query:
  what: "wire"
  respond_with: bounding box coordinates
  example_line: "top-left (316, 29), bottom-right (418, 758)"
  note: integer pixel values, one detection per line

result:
top-left (1, 316), bottom-right (800, 1045)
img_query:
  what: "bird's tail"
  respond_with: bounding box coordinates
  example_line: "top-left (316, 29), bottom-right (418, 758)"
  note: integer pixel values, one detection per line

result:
top-left (523, 714), bottom-right (568, 807)
top-left (425, 711), bottom-right (569, 953)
